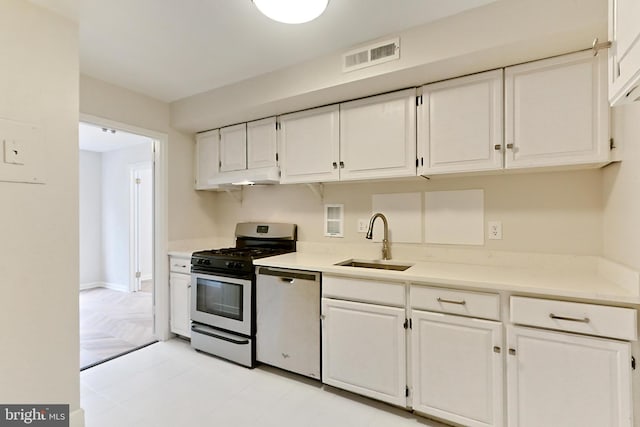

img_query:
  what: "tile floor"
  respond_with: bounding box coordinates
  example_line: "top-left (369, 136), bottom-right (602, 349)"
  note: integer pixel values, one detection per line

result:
top-left (81, 338), bottom-right (447, 427)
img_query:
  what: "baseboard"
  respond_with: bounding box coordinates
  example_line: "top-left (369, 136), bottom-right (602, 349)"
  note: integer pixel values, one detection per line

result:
top-left (79, 282), bottom-right (103, 290)
top-left (141, 274), bottom-right (153, 282)
top-left (80, 282), bottom-right (129, 292)
top-left (70, 408), bottom-right (85, 427)
top-left (102, 282), bottom-right (129, 293)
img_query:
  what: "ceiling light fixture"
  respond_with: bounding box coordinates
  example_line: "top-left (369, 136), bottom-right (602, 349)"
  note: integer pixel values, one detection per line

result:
top-left (252, 0), bottom-right (329, 24)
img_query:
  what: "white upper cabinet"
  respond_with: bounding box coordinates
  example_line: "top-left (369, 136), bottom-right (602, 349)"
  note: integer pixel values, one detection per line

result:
top-left (278, 105), bottom-right (340, 184)
top-left (194, 129), bottom-right (219, 190)
top-left (247, 117), bottom-right (277, 169)
top-left (219, 123), bottom-right (247, 172)
top-left (609, 0), bottom-right (640, 105)
top-left (418, 70), bottom-right (504, 175)
top-left (504, 51), bottom-right (609, 169)
top-left (339, 88), bottom-right (416, 181)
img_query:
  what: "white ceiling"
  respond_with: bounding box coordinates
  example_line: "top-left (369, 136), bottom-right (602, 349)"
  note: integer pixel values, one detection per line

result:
top-left (31, 0), bottom-right (496, 103)
top-left (79, 122), bottom-right (152, 152)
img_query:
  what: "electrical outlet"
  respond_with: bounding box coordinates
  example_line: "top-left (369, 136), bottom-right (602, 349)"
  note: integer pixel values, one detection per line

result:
top-left (357, 218), bottom-right (368, 233)
top-left (488, 221), bottom-right (502, 240)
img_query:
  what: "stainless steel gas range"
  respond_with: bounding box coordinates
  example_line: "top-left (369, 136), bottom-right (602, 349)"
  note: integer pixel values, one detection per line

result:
top-left (190, 222), bottom-right (297, 367)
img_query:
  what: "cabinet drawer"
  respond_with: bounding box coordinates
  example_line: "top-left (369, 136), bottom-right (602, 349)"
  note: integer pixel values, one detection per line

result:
top-left (169, 256), bottom-right (191, 274)
top-left (323, 275), bottom-right (404, 307)
top-left (411, 285), bottom-right (500, 320)
top-left (510, 296), bottom-right (637, 341)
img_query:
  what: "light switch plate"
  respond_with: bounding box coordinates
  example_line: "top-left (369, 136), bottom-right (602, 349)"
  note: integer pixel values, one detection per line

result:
top-left (4, 139), bottom-right (24, 165)
top-left (357, 218), bottom-right (368, 233)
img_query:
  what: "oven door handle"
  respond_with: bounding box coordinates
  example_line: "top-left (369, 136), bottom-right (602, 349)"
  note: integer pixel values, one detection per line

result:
top-left (191, 324), bottom-right (250, 345)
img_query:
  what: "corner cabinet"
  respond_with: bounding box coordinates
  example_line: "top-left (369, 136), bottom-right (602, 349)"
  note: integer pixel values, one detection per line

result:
top-left (321, 275), bottom-right (407, 407)
top-left (504, 51), bottom-right (609, 169)
top-left (608, 0), bottom-right (640, 105)
top-left (278, 105), bottom-right (340, 184)
top-left (194, 129), bottom-right (219, 190)
top-left (507, 296), bottom-right (635, 427)
top-left (417, 70), bottom-right (504, 175)
top-left (507, 326), bottom-right (632, 427)
top-left (339, 88), bottom-right (417, 181)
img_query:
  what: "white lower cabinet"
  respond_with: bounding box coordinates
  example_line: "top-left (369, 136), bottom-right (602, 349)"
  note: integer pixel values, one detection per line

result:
top-left (169, 256), bottom-right (191, 338)
top-left (411, 310), bottom-right (504, 427)
top-left (321, 297), bottom-right (407, 406)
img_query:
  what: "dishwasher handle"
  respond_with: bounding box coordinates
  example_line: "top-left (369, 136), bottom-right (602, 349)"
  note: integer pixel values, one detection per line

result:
top-left (257, 267), bottom-right (319, 282)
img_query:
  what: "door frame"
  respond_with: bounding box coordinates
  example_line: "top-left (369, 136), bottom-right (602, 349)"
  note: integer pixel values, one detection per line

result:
top-left (80, 113), bottom-right (171, 341)
top-left (129, 161), bottom-right (153, 292)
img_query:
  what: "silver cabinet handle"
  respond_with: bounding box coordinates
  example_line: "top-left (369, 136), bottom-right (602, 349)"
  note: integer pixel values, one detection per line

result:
top-left (506, 143), bottom-right (514, 149)
top-left (549, 313), bottom-right (590, 323)
top-left (280, 277), bottom-right (295, 284)
top-left (332, 162), bottom-right (338, 169)
top-left (173, 264), bottom-right (187, 268)
top-left (437, 297), bottom-right (466, 305)
top-left (187, 284), bottom-right (192, 289)
top-left (494, 144), bottom-right (502, 150)
top-left (339, 161), bottom-right (345, 168)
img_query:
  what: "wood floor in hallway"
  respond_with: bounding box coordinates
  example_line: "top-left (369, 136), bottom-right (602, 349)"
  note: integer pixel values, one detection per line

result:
top-left (80, 287), bottom-right (155, 369)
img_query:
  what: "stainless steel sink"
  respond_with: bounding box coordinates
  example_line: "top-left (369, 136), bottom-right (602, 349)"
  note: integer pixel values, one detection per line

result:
top-left (335, 259), bottom-right (413, 271)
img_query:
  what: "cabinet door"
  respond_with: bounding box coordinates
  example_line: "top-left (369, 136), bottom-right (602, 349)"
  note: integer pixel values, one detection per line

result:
top-left (412, 310), bottom-right (503, 427)
top-left (506, 326), bottom-right (632, 427)
top-left (340, 88), bottom-right (416, 181)
top-left (418, 70), bottom-right (503, 175)
top-left (609, 0), bottom-right (640, 105)
top-left (247, 117), bottom-right (277, 169)
top-left (194, 130), bottom-right (220, 190)
top-left (278, 105), bottom-right (340, 184)
top-left (219, 123), bottom-right (247, 172)
top-left (505, 51), bottom-right (609, 169)
top-left (169, 272), bottom-right (191, 338)
top-left (321, 298), bottom-right (406, 406)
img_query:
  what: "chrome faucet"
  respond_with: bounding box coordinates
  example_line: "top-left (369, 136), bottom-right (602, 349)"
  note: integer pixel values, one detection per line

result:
top-left (366, 213), bottom-right (391, 260)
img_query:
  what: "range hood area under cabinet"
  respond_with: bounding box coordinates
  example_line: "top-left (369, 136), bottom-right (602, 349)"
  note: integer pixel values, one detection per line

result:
top-left (195, 50), bottom-right (614, 191)
top-left (195, 117), bottom-right (280, 189)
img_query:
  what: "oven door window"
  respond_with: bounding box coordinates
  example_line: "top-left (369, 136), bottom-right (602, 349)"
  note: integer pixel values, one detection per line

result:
top-left (196, 277), bottom-right (243, 321)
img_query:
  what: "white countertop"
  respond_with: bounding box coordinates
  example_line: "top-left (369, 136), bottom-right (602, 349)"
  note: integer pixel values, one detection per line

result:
top-left (254, 252), bottom-right (640, 305)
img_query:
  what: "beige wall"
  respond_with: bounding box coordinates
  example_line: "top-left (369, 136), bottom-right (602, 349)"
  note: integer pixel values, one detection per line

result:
top-left (214, 169), bottom-right (602, 256)
top-left (603, 102), bottom-right (640, 270)
top-left (171, 0), bottom-right (606, 132)
top-left (79, 75), bottom-right (218, 241)
top-left (0, 0), bottom-right (81, 418)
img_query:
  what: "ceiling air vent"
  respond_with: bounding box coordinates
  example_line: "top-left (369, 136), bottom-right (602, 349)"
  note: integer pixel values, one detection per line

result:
top-left (343, 37), bottom-right (400, 72)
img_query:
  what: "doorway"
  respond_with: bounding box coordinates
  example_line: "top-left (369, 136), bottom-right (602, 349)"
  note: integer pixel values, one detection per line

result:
top-left (78, 117), bottom-right (167, 369)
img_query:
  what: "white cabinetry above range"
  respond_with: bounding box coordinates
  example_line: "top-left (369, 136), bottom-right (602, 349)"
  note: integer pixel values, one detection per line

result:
top-left (196, 51), bottom-right (615, 189)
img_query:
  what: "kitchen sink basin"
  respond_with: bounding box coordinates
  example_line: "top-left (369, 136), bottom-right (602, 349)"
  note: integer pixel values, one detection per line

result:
top-left (335, 259), bottom-right (413, 271)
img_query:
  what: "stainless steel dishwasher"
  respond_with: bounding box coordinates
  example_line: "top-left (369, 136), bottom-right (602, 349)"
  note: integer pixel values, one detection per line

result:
top-left (256, 267), bottom-right (321, 379)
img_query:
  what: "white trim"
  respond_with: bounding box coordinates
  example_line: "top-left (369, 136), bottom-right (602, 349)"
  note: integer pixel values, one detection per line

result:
top-left (79, 282), bottom-right (103, 291)
top-left (69, 408), bottom-right (85, 427)
top-left (80, 113), bottom-right (170, 341)
top-left (129, 161), bottom-right (153, 293)
top-left (102, 282), bottom-right (130, 293)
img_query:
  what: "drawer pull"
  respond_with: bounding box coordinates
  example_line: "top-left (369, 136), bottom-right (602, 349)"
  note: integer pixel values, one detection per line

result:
top-left (549, 313), bottom-right (590, 323)
top-left (437, 297), bottom-right (466, 305)
top-left (173, 264), bottom-right (187, 268)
